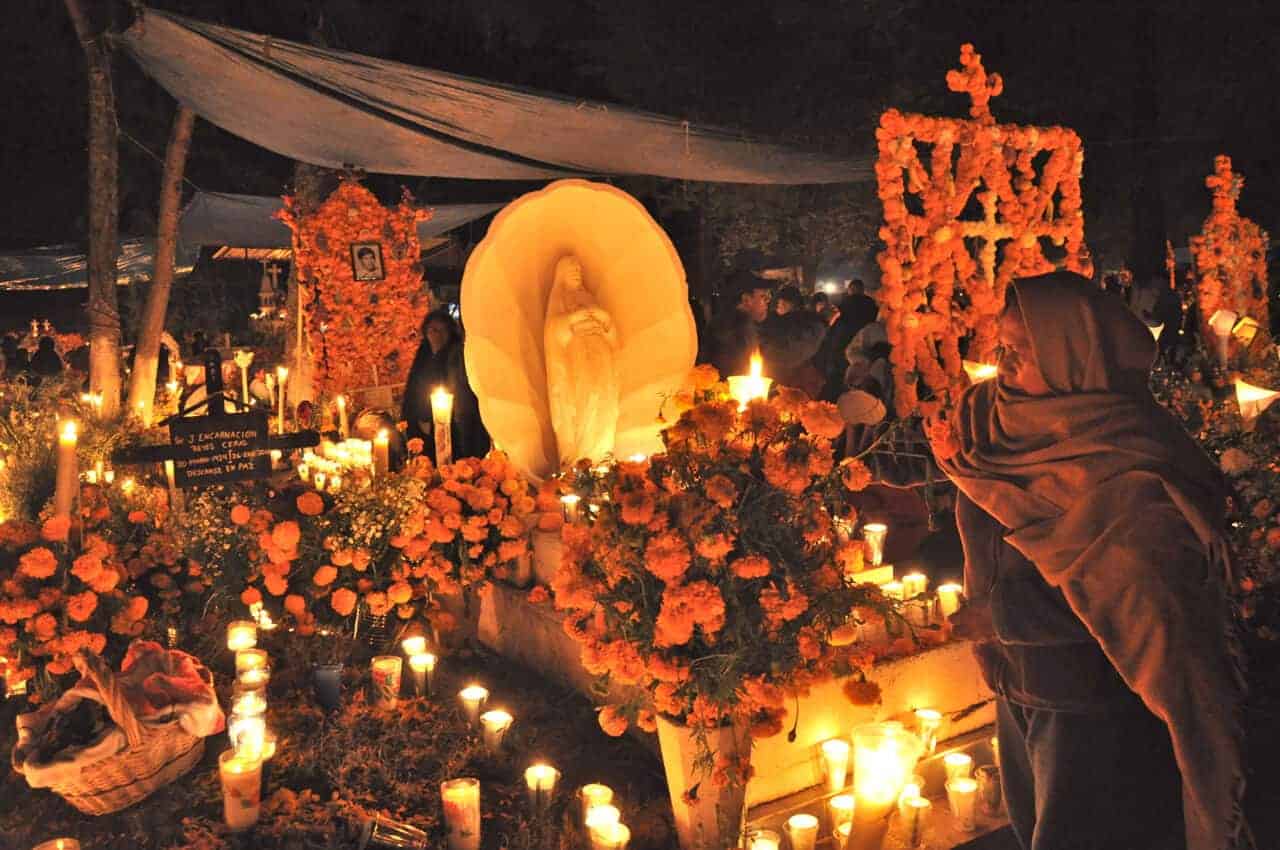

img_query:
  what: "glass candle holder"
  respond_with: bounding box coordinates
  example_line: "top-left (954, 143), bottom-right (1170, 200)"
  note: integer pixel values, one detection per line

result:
top-left (370, 656), bottom-right (403, 708)
top-left (229, 712), bottom-right (266, 758)
top-left (458, 685), bottom-right (488, 726)
top-left (230, 687), bottom-right (267, 718)
top-left (524, 763), bottom-right (559, 816)
top-left (976, 765), bottom-right (1003, 816)
top-left (914, 708), bottom-right (942, 754)
top-left (785, 813), bottom-right (820, 850)
top-left (560, 494), bottom-right (581, 522)
top-left (409, 652), bottom-right (436, 697)
top-left (898, 794), bottom-right (932, 849)
top-left (943, 752), bottom-right (973, 782)
top-left (578, 783), bottom-right (615, 822)
top-left (901, 572), bottom-right (927, 598)
top-left (235, 649), bottom-right (269, 678)
top-left (219, 749), bottom-right (263, 831)
top-left (479, 709), bottom-right (514, 754)
top-left (744, 827), bottom-right (782, 850)
top-left (226, 620), bottom-right (258, 652)
top-left (862, 522), bottom-right (888, 566)
top-left (821, 737), bottom-right (851, 792)
top-left (852, 722), bottom-right (924, 823)
top-left (588, 821), bottom-right (630, 850)
top-left (946, 777), bottom-right (979, 831)
top-left (360, 813), bottom-right (429, 850)
top-left (440, 777), bottom-right (481, 850)
top-left (828, 793), bottom-right (855, 836)
top-left (238, 665), bottom-right (270, 690)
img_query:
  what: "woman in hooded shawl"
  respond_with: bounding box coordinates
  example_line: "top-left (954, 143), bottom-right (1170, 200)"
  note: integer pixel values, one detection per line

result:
top-left (939, 272), bottom-right (1250, 850)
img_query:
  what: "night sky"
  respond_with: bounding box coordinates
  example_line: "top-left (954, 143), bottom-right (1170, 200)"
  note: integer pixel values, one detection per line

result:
top-left (3, 0), bottom-right (1277, 280)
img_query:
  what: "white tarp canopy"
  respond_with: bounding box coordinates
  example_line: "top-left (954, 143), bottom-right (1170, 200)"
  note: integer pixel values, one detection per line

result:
top-left (121, 10), bottom-right (872, 185)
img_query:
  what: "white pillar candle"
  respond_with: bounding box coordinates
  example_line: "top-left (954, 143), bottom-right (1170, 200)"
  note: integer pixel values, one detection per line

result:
top-left (227, 622), bottom-right (258, 652)
top-left (821, 737), bottom-right (851, 792)
top-left (525, 762), bottom-right (559, 815)
top-left (458, 685), bottom-right (488, 726)
top-left (480, 709), bottom-right (513, 754)
top-left (235, 350), bottom-right (253, 406)
top-left (829, 793), bottom-right (856, 835)
top-left (915, 708), bottom-right (942, 754)
top-left (862, 522), bottom-right (888, 567)
top-left (431, 386), bottom-right (454, 466)
top-left (901, 572), bottom-right (927, 598)
top-left (584, 802), bottom-right (620, 831)
top-left (589, 821), bottom-right (630, 850)
top-left (899, 794), bottom-right (932, 848)
top-left (276, 366), bottom-right (289, 434)
top-left (336, 394), bottom-right (349, 439)
top-left (937, 582), bottom-right (963, 618)
top-left (441, 777), bottom-right (481, 850)
top-left (219, 749), bottom-right (263, 831)
top-left (53, 420), bottom-right (78, 520)
top-left (402, 634), bottom-right (427, 656)
top-left (579, 784), bottom-right (615, 822)
top-left (785, 813), bottom-right (820, 850)
top-left (943, 752), bottom-right (973, 782)
top-left (560, 493), bottom-right (581, 522)
top-left (370, 656), bottom-right (403, 708)
top-left (409, 652), bottom-right (436, 697)
top-left (946, 777), bottom-right (978, 831)
top-left (373, 429), bottom-right (390, 478)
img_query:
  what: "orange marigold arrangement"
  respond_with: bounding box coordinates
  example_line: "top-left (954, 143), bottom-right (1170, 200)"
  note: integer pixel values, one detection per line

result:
top-left (552, 367), bottom-right (902, 787)
top-left (278, 178), bottom-right (430, 395)
top-left (1189, 155), bottom-right (1271, 359)
top-left (875, 43), bottom-right (1092, 422)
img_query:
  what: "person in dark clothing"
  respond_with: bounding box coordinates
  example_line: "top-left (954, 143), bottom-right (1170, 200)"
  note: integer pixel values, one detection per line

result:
top-left (402, 310), bottom-right (489, 463)
top-left (704, 271), bottom-right (770, 378)
top-left (29, 336), bottom-right (64, 378)
top-left (1, 334), bottom-right (20, 375)
top-left (759, 286), bottom-right (827, 397)
top-left (817, 279), bottom-right (880, 400)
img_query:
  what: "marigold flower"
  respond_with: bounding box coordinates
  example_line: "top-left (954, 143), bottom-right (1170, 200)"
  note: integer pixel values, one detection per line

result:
top-left (331, 587), bottom-right (358, 617)
top-left (271, 521), bottom-right (302, 550)
top-left (406, 437), bottom-right (424, 454)
top-left (230, 504), bottom-right (251, 525)
top-left (71, 553), bottom-right (103, 584)
top-left (387, 582), bottom-right (413, 605)
top-left (598, 704), bottom-right (628, 737)
top-left (313, 565), bottom-right (338, 587)
top-left (296, 491), bottom-right (325, 516)
top-left (18, 547), bottom-right (58, 580)
top-left (365, 591), bottom-right (391, 616)
top-left (842, 678), bottom-right (882, 706)
top-left (31, 612), bottom-right (58, 641)
top-left (704, 475), bottom-right (738, 509)
top-left (263, 573), bottom-right (288, 596)
top-left (839, 457), bottom-right (873, 492)
top-left (645, 531), bottom-right (692, 583)
top-left (241, 586), bottom-right (263, 607)
top-left (40, 516), bottom-right (71, 542)
top-left (799, 401), bottom-right (846, 439)
top-left (729, 554), bottom-right (772, 579)
top-left (284, 594), bottom-right (308, 617)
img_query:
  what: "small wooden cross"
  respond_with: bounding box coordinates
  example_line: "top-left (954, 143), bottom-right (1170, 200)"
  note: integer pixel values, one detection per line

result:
top-left (946, 43), bottom-right (1004, 124)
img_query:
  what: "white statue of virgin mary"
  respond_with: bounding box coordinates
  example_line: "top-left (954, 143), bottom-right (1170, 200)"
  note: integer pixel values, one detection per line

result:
top-left (544, 256), bottom-right (620, 465)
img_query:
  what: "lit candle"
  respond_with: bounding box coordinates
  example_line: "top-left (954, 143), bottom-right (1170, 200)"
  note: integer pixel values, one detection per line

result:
top-left (373, 429), bottom-right (390, 477)
top-left (943, 751), bottom-right (973, 782)
top-left (94, 459), bottom-right (104, 482)
top-left (1235, 378), bottom-right (1280, 430)
top-left (785, 812), bottom-right (820, 850)
top-left (313, 471), bottom-right (327, 492)
top-left (53, 420), bottom-right (78, 519)
top-left (962, 359), bottom-right (998, 383)
top-left (239, 667), bottom-right (270, 689)
top-left (31, 840), bottom-right (81, 850)
top-left (852, 722), bottom-right (924, 823)
top-left (458, 685), bottom-right (488, 726)
top-left (235, 648), bottom-right (269, 677)
top-left (103, 468), bottom-right (115, 485)
top-left (431, 387), bottom-right (454, 466)
top-left (227, 621), bottom-right (258, 652)
top-left (899, 794), bottom-right (932, 848)
top-left (409, 652), bottom-right (436, 697)
top-left (560, 493), bottom-right (581, 522)
top-left (120, 476), bottom-right (134, 495)
top-left (991, 735), bottom-right (1000, 768)
top-left (745, 828), bottom-right (782, 850)
top-left (584, 803), bottom-right (620, 832)
top-left (525, 762), bottom-right (559, 815)
top-left (727, 350), bottom-right (773, 410)
top-left (370, 656), bottom-right (403, 709)
top-left (440, 777), bottom-right (481, 850)
top-left (829, 793), bottom-right (855, 834)
top-left (219, 749), bottom-right (263, 831)
top-left (230, 713), bottom-right (266, 757)
top-left (862, 522), bottom-right (888, 567)
top-left (881, 580), bottom-right (905, 601)
top-left (297, 463), bottom-right (310, 482)
top-left (946, 777), bottom-right (978, 831)
top-left (1208, 308), bottom-right (1238, 369)
top-left (579, 783), bottom-right (615, 822)
top-left (915, 708), bottom-right (942, 754)
top-left (588, 821), bottom-right (630, 850)
top-left (276, 366), bottom-right (290, 434)
top-left (480, 709), bottom-right (513, 754)
top-left (166, 379), bottom-right (179, 395)
top-left (231, 689), bottom-right (267, 718)
top-left (402, 634), bottom-right (427, 656)
top-left (336, 394), bottom-right (349, 439)
top-left (901, 572), bottom-right (927, 599)
top-left (329, 474), bottom-right (343, 493)
top-left (937, 582), bottom-right (963, 618)
top-left (821, 737), bottom-right (850, 792)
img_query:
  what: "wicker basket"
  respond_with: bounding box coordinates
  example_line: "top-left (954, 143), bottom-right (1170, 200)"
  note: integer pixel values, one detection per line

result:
top-left (13, 651), bottom-right (208, 815)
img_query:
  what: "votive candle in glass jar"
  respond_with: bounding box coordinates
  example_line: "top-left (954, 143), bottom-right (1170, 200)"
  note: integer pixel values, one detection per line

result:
top-left (828, 793), bottom-right (855, 836)
top-left (479, 709), bottom-right (513, 754)
top-left (785, 813), bottom-right (820, 850)
top-left (31, 840), bottom-right (81, 850)
top-left (744, 827), bottom-right (781, 850)
top-left (458, 684), bottom-right (488, 726)
top-left (524, 762), bottom-right (559, 816)
top-left (899, 794), bottom-right (932, 848)
top-left (821, 737), bottom-right (851, 792)
top-left (226, 620), bottom-right (258, 652)
top-left (370, 656), bottom-right (403, 708)
top-left (219, 749), bottom-right (263, 831)
top-left (589, 821), bottom-right (630, 850)
top-left (584, 803), bottom-right (620, 834)
top-left (231, 687), bottom-right (267, 718)
top-left (946, 777), bottom-right (979, 831)
top-left (230, 713), bottom-right (266, 758)
top-left (943, 751), bottom-right (973, 782)
top-left (915, 708), bottom-right (942, 754)
top-left (409, 652), bottom-right (436, 697)
top-left (937, 582), bottom-right (963, 618)
top-left (235, 648), bottom-right (269, 678)
top-left (862, 522), bottom-right (888, 566)
top-left (578, 783), bottom-right (615, 823)
top-left (441, 777), bottom-right (481, 850)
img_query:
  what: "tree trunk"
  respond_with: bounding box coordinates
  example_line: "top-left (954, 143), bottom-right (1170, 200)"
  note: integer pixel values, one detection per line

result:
top-left (64, 0), bottom-right (123, 419)
top-left (128, 105), bottom-right (196, 425)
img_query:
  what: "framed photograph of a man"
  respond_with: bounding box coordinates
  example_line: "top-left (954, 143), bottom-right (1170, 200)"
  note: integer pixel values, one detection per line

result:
top-left (350, 242), bottom-right (385, 282)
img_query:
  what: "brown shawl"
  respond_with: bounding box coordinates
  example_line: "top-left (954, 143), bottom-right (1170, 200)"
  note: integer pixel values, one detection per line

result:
top-left (940, 272), bottom-right (1250, 850)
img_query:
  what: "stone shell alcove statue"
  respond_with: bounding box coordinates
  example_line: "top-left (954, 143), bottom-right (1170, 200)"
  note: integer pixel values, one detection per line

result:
top-left (461, 180), bottom-right (696, 481)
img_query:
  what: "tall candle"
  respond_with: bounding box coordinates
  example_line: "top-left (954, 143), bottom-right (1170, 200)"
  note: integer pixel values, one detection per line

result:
top-left (276, 366), bottom-right (289, 434)
top-left (431, 387), bottom-right (454, 466)
top-left (370, 656), bottom-right (403, 708)
top-left (409, 652), bottom-right (436, 697)
top-left (560, 493), bottom-right (582, 522)
top-left (862, 522), bottom-right (888, 567)
top-left (821, 737), bottom-right (851, 792)
top-left (336, 394), bottom-right (349, 439)
top-left (480, 709), bottom-right (513, 754)
top-left (946, 777), bottom-right (978, 831)
top-left (899, 794), bottom-right (932, 848)
top-left (785, 813), bottom-right (820, 850)
top-left (915, 708), bottom-right (942, 754)
top-left (937, 582), bottom-right (963, 618)
top-left (227, 621), bottom-right (258, 652)
top-left (459, 685), bottom-right (488, 726)
top-left (53, 420), bottom-right (78, 519)
top-left (235, 350), bottom-right (253, 406)
top-left (219, 749), bottom-right (263, 831)
top-left (373, 429), bottom-right (390, 478)
top-left (524, 763), bottom-right (559, 815)
top-left (829, 793), bottom-right (856, 834)
top-left (441, 778), bottom-right (481, 850)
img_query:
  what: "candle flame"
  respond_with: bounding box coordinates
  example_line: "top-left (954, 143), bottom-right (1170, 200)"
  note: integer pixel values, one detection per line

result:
top-left (375, 428), bottom-right (390, 445)
top-left (60, 420), bottom-right (78, 441)
top-left (962, 359), bottom-right (998, 382)
top-left (748, 350), bottom-right (763, 379)
top-left (1235, 379), bottom-right (1280, 405)
top-left (276, 365), bottom-right (289, 379)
